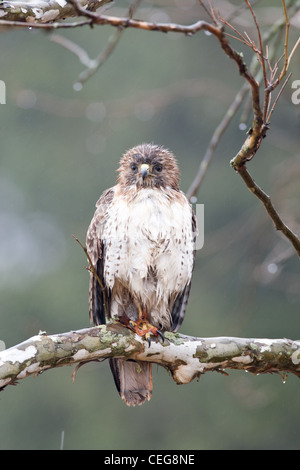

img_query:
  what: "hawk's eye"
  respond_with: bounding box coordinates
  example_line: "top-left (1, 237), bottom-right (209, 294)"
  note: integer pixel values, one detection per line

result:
top-left (154, 163), bottom-right (163, 173)
top-left (130, 163), bottom-right (138, 172)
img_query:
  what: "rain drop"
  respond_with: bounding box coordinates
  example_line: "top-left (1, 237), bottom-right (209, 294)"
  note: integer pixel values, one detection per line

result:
top-left (267, 263), bottom-right (278, 274)
top-left (73, 82), bottom-right (83, 92)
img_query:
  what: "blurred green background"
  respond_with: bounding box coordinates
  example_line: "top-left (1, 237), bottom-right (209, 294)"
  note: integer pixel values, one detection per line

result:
top-left (0, 0), bottom-right (300, 450)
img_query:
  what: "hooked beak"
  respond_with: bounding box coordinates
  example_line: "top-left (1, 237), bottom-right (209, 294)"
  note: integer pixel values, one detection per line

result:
top-left (140, 163), bottom-right (150, 180)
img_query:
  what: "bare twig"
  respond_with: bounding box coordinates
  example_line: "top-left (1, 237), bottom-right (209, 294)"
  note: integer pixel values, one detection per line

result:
top-left (278, 0), bottom-right (290, 82)
top-left (0, 17), bottom-right (238, 32)
top-left (73, 28), bottom-right (124, 88)
top-left (237, 167), bottom-right (300, 257)
top-left (0, 18), bottom-right (92, 29)
top-left (245, 0), bottom-right (268, 90)
top-left (198, 0), bottom-right (216, 24)
top-left (50, 34), bottom-right (92, 67)
top-left (72, 235), bottom-right (108, 317)
top-left (186, 84), bottom-right (249, 200)
top-left (74, 0), bottom-right (142, 88)
top-left (287, 36), bottom-right (300, 70)
top-left (266, 71), bottom-right (292, 122)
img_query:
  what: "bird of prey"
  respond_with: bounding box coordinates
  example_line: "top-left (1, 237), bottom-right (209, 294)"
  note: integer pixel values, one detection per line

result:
top-left (86, 143), bottom-right (197, 406)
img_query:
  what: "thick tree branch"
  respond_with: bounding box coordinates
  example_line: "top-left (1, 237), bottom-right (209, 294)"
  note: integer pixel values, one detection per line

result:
top-left (0, 0), bottom-right (111, 23)
top-left (1, 323), bottom-right (300, 391)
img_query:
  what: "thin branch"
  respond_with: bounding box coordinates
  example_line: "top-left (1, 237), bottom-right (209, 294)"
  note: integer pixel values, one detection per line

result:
top-left (0, 18), bottom-right (92, 29)
top-left (237, 166), bottom-right (300, 257)
top-left (287, 36), bottom-right (300, 70)
top-left (186, 84), bottom-right (249, 200)
top-left (278, 0), bottom-right (290, 82)
top-left (50, 34), bottom-right (92, 67)
top-left (72, 235), bottom-right (108, 318)
top-left (1, 324), bottom-right (300, 391)
top-left (0, 17), bottom-right (237, 32)
top-left (74, 0), bottom-right (142, 88)
top-left (244, 0), bottom-right (268, 89)
top-left (265, 4), bottom-right (300, 94)
top-left (266, 71), bottom-right (292, 122)
top-left (74, 28), bottom-right (123, 87)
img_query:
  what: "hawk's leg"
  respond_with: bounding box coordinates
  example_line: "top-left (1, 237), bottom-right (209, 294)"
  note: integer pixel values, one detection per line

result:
top-left (128, 306), bottom-right (164, 346)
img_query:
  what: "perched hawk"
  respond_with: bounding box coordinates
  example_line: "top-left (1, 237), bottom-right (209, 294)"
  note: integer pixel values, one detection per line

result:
top-left (86, 143), bottom-right (197, 406)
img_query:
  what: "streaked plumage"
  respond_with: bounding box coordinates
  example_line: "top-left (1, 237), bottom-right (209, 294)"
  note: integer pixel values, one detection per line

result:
top-left (86, 143), bottom-right (197, 406)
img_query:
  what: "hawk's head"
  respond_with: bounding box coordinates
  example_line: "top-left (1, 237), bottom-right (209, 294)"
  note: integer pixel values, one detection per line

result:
top-left (118, 143), bottom-right (180, 191)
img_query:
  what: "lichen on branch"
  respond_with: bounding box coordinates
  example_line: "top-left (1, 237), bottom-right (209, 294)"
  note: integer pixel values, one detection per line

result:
top-left (0, 0), bottom-right (110, 23)
top-left (1, 323), bottom-right (299, 392)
